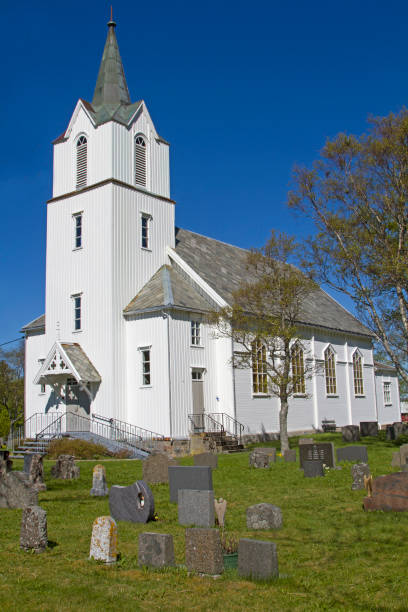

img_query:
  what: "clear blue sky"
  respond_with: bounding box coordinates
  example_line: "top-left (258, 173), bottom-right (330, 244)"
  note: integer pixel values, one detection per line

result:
top-left (1, 0), bottom-right (408, 345)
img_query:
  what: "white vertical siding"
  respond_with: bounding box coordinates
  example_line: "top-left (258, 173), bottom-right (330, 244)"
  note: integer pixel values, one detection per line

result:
top-left (375, 370), bottom-right (401, 425)
top-left (24, 331), bottom-right (48, 421)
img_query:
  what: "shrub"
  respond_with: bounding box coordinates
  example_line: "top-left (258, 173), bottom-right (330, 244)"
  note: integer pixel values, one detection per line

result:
top-left (47, 438), bottom-right (112, 459)
top-left (392, 434), bottom-right (408, 447)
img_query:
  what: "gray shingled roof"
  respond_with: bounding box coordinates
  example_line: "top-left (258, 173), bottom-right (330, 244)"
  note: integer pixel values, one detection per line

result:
top-left (124, 265), bottom-right (212, 314)
top-left (174, 227), bottom-right (373, 337)
top-left (21, 314), bottom-right (45, 333)
top-left (61, 343), bottom-right (101, 382)
top-left (374, 361), bottom-right (396, 372)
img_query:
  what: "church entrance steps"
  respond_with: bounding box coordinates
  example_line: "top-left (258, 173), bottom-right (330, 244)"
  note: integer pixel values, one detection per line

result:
top-left (188, 413), bottom-right (246, 453)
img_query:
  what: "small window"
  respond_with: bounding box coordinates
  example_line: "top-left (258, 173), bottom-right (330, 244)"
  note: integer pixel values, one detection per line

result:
top-left (191, 321), bottom-right (201, 346)
top-left (72, 294), bottom-right (82, 331)
top-left (40, 383), bottom-right (46, 394)
top-left (192, 369), bottom-right (203, 381)
top-left (384, 381), bottom-right (391, 404)
top-left (324, 347), bottom-right (337, 395)
top-left (76, 135), bottom-right (87, 189)
top-left (353, 351), bottom-right (364, 395)
top-left (292, 343), bottom-right (305, 394)
top-left (142, 349), bottom-right (151, 386)
top-left (135, 135), bottom-right (147, 187)
top-left (141, 214), bottom-right (150, 249)
top-left (252, 340), bottom-right (268, 394)
top-left (73, 212), bottom-right (82, 249)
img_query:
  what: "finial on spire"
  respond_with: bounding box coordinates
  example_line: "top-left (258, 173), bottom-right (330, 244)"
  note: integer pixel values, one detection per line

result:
top-left (108, 5), bottom-right (116, 27)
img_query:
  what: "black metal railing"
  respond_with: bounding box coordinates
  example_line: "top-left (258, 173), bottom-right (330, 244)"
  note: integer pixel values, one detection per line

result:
top-left (187, 412), bottom-right (245, 442)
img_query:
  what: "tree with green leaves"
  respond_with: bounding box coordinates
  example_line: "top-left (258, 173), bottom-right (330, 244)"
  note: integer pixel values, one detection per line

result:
top-left (289, 110), bottom-right (408, 385)
top-left (209, 231), bottom-right (318, 452)
top-left (0, 340), bottom-right (24, 430)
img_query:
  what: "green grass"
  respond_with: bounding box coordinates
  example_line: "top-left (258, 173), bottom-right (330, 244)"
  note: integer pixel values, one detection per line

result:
top-left (1, 434), bottom-right (407, 611)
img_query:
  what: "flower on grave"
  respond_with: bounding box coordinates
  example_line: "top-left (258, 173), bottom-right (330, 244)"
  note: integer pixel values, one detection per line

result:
top-left (277, 453), bottom-right (282, 457)
top-left (153, 513), bottom-right (159, 521)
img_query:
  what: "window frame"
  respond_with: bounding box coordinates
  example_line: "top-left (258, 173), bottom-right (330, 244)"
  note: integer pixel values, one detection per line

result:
top-left (75, 134), bottom-right (88, 190)
top-left (139, 346), bottom-right (152, 387)
top-left (324, 346), bottom-right (337, 396)
top-left (383, 381), bottom-right (392, 405)
top-left (72, 211), bottom-right (83, 250)
top-left (251, 340), bottom-right (269, 396)
top-left (291, 342), bottom-right (306, 396)
top-left (71, 292), bottom-right (83, 332)
top-left (191, 320), bottom-right (202, 347)
top-left (352, 350), bottom-right (364, 396)
top-left (141, 213), bottom-right (152, 250)
top-left (135, 133), bottom-right (147, 188)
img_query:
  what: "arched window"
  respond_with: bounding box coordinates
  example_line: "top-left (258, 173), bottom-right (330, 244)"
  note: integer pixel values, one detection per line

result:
top-left (135, 135), bottom-right (147, 187)
top-left (324, 346), bottom-right (337, 395)
top-left (353, 351), bottom-right (364, 395)
top-left (76, 135), bottom-right (87, 189)
top-left (291, 343), bottom-right (305, 394)
top-left (252, 340), bottom-right (268, 394)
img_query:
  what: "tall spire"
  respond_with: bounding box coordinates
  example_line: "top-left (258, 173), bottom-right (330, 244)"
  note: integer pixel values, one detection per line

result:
top-left (92, 13), bottom-right (131, 107)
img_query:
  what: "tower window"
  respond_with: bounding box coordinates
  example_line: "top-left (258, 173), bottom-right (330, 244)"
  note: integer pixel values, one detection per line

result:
top-left (76, 136), bottom-right (87, 189)
top-left (141, 348), bottom-right (151, 386)
top-left (72, 294), bottom-right (82, 331)
top-left (383, 381), bottom-right (391, 404)
top-left (73, 212), bottom-right (83, 249)
top-left (191, 321), bottom-right (201, 346)
top-left (324, 346), bottom-right (337, 395)
top-left (141, 214), bottom-right (150, 249)
top-left (135, 135), bottom-right (146, 187)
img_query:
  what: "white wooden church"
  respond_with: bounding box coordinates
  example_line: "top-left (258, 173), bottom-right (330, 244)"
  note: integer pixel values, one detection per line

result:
top-left (22, 18), bottom-right (400, 441)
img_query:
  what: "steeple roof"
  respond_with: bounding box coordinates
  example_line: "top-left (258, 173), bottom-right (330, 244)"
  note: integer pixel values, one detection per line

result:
top-left (92, 17), bottom-right (131, 108)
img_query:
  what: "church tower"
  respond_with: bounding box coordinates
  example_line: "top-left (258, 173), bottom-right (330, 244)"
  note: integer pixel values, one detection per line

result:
top-left (40, 17), bottom-right (175, 421)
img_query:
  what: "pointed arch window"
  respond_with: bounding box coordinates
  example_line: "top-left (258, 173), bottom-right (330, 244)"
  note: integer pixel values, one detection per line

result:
top-left (292, 343), bottom-right (305, 395)
top-left (324, 346), bottom-right (337, 395)
top-left (76, 135), bottom-right (87, 189)
top-left (135, 135), bottom-right (147, 187)
top-left (353, 351), bottom-right (364, 395)
top-left (252, 341), bottom-right (268, 394)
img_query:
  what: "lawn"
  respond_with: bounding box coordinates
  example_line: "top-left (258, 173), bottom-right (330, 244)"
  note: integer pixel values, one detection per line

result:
top-left (1, 434), bottom-right (407, 611)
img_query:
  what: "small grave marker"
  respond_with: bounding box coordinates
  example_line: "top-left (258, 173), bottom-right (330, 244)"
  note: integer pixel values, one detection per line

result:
top-left (90, 464), bottom-right (108, 497)
top-left (24, 454), bottom-right (46, 491)
top-left (299, 442), bottom-right (335, 468)
top-left (193, 453), bottom-right (218, 469)
top-left (142, 454), bottom-right (178, 484)
top-left (283, 449), bottom-right (296, 462)
top-left (89, 516), bottom-right (117, 563)
top-left (138, 533), bottom-right (175, 568)
top-left (185, 528), bottom-right (223, 575)
top-left (178, 489), bottom-right (215, 527)
top-left (351, 463), bottom-right (370, 490)
top-left (20, 505), bottom-right (47, 553)
top-left (360, 422), bottom-right (378, 437)
top-left (342, 425), bottom-right (360, 442)
top-left (246, 503), bottom-right (283, 530)
top-left (238, 539), bottom-right (278, 580)
top-left (109, 480), bottom-right (155, 523)
top-left (303, 460), bottom-right (325, 478)
top-left (336, 446), bottom-right (368, 464)
top-left (168, 466), bottom-right (213, 503)
top-left (51, 455), bottom-right (80, 479)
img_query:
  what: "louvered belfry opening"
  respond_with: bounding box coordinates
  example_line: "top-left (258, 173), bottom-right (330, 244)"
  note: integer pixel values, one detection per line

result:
top-left (135, 135), bottom-right (146, 186)
top-left (76, 136), bottom-right (87, 189)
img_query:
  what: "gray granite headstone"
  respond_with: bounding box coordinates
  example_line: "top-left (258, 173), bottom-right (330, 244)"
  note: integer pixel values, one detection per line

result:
top-left (0, 461), bottom-right (38, 509)
top-left (351, 463), bottom-right (370, 490)
top-left (178, 489), bottom-right (215, 527)
top-left (360, 421), bottom-right (378, 437)
top-left (109, 480), bottom-right (155, 523)
top-left (246, 503), bottom-right (282, 530)
top-left (89, 516), bottom-right (117, 564)
top-left (185, 528), bottom-right (223, 575)
top-left (342, 425), bottom-right (360, 442)
top-left (138, 532), bottom-right (175, 568)
top-left (238, 539), bottom-right (278, 579)
top-left (299, 443), bottom-right (335, 468)
top-left (303, 460), bottom-right (325, 478)
top-left (51, 455), bottom-right (80, 479)
top-left (283, 449), bottom-right (296, 462)
top-left (193, 453), bottom-right (218, 469)
top-left (20, 505), bottom-right (47, 553)
top-left (168, 466), bottom-right (213, 503)
top-left (299, 438), bottom-right (314, 445)
top-left (336, 446), bottom-right (368, 464)
top-left (143, 453), bottom-right (178, 484)
top-left (24, 454), bottom-right (46, 491)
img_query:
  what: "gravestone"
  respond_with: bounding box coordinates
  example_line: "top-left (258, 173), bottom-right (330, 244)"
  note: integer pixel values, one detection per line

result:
top-left (178, 489), bottom-right (215, 527)
top-left (238, 539), bottom-right (278, 579)
top-left (299, 438), bottom-right (314, 445)
top-left (193, 453), bottom-right (218, 469)
top-left (90, 464), bottom-right (108, 497)
top-left (249, 451), bottom-right (269, 468)
top-left (303, 460), bottom-right (325, 478)
top-left (138, 533), bottom-right (175, 568)
top-left (390, 444), bottom-right (408, 468)
top-left (360, 422), bottom-right (378, 437)
top-left (185, 528), bottom-right (223, 575)
top-left (168, 466), bottom-right (213, 503)
top-left (336, 446), bottom-right (368, 464)
top-left (51, 455), bottom-right (80, 479)
top-left (283, 449), bottom-right (296, 462)
top-left (342, 425), bottom-right (360, 442)
top-left (391, 451), bottom-right (402, 467)
top-left (89, 516), bottom-right (117, 563)
top-left (0, 460), bottom-right (38, 509)
top-left (24, 454), bottom-right (46, 491)
top-left (0, 450), bottom-right (13, 472)
top-left (351, 463), bottom-right (370, 490)
top-left (246, 503), bottom-right (283, 530)
top-left (20, 505), bottom-right (47, 553)
top-left (386, 422), bottom-right (408, 440)
top-left (364, 472), bottom-right (408, 511)
top-left (109, 480), bottom-right (155, 523)
top-left (214, 498), bottom-right (227, 527)
top-left (142, 453), bottom-right (178, 484)
top-left (299, 442), bottom-right (335, 468)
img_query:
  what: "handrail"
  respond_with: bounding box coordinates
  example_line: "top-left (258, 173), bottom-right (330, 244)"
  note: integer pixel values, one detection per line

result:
top-left (187, 412), bottom-right (245, 443)
top-left (92, 413), bottom-right (164, 441)
top-left (187, 413), bottom-right (224, 436)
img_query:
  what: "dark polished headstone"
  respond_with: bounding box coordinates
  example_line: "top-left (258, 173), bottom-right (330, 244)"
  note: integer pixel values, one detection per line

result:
top-left (342, 425), bottom-right (361, 442)
top-left (336, 446), bottom-right (368, 464)
top-left (303, 460), bottom-right (325, 478)
top-left (364, 472), bottom-right (408, 511)
top-left (299, 443), bottom-right (335, 468)
top-left (168, 466), bottom-right (213, 503)
top-left (109, 480), bottom-right (155, 523)
top-left (360, 422), bottom-right (378, 437)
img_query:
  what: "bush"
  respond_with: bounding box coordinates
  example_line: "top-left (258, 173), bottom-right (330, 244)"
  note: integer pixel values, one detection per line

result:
top-left (392, 434), bottom-right (408, 447)
top-left (46, 438), bottom-right (122, 459)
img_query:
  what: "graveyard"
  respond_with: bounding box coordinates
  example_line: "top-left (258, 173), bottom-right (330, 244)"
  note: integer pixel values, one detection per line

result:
top-left (1, 433), bottom-right (408, 610)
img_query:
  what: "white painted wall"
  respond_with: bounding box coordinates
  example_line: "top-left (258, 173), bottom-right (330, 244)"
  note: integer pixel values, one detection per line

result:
top-left (375, 370), bottom-right (401, 425)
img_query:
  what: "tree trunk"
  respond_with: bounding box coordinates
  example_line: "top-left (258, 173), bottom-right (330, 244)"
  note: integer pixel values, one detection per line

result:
top-left (279, 398), bottom-right (289, 453)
